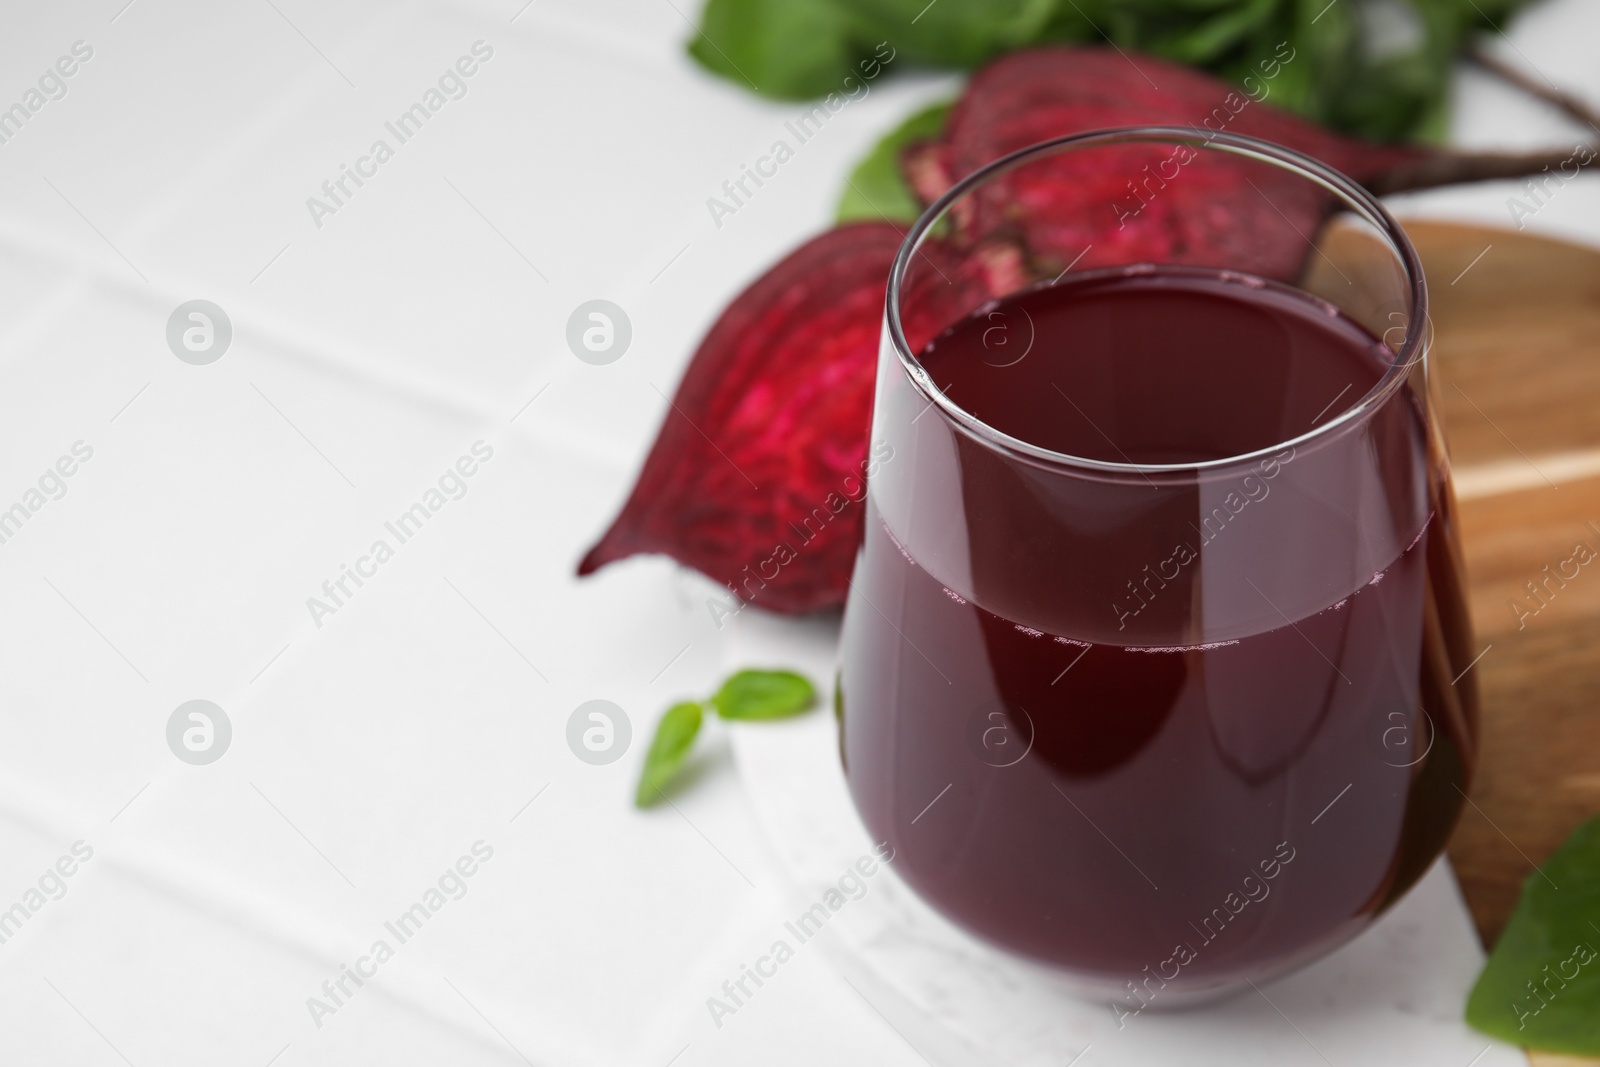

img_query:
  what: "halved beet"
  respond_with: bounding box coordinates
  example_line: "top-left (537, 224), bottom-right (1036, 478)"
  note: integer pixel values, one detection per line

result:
top-left (913, 47), bottom-right (1428, 279)
top-left (578, 223), bottom-right (997, 613)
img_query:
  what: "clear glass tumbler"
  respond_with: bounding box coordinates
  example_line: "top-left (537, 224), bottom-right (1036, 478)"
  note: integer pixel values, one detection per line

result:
top-left (839, 128), bottom-right (1477, 1007)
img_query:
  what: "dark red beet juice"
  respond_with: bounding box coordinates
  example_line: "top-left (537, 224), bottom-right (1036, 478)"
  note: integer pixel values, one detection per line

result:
top-left (840, 267), bottom-right (1478, 1006)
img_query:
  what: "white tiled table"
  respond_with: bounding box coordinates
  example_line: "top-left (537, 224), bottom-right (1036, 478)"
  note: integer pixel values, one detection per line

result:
top-left (0, 2), bottom-right (1593, 1064)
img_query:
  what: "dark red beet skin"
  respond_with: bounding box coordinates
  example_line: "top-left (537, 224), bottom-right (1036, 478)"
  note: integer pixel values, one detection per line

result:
top-left (577, 222), bottom-right (1002, 612)
top-left (935, 47), bottom-right (1423, 191)
top-left (913, 48), bottom-right (1426, 280)
top-left (577, 224), bottom-right (907, 613)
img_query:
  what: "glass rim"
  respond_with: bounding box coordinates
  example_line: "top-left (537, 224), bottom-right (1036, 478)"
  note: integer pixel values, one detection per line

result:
top-left (884, 125), bottom-right (1430, 478)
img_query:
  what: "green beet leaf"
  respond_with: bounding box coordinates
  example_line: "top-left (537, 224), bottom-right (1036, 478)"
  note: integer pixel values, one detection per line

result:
top-left (688, 0), bottom-right (869, 100)
top-left (634, 701), bottom-right (704, 807)
top-left (846, 0), bottom-right (1062, 67)
top-left (1466, 814), bottom-right (1600, 1055)
top-left (837, 101), bottom-right (951, 224)
top-left (1104, 0), bottom-right (1279, 68)
top-left (713, 669), bottom-right (816, 720)
top-left (687, 0), bottom-right (1539, 141)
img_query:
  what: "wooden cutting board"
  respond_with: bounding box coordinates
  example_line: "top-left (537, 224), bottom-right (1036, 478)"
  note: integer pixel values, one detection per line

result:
top-left (1406, 221), bottom-right (1600, 1067)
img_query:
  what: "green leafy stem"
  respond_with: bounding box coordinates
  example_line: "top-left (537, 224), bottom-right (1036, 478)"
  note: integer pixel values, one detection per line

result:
top-left (688, 0), bottom-right (1534, 143)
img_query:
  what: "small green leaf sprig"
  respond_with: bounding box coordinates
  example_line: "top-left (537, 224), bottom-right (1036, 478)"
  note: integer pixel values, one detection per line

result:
top-left (635, 669), bottom-right (816, 807)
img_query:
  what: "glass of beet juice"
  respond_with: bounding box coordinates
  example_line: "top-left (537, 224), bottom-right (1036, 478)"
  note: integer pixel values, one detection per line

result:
top-left (839, 128), bottom-right (1477, 1005)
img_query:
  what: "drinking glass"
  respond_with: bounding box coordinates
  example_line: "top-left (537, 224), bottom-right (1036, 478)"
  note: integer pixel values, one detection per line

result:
top-left (839, 128), bottom-right (1478, 1005)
